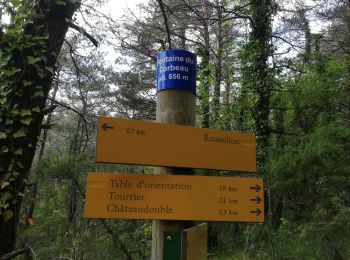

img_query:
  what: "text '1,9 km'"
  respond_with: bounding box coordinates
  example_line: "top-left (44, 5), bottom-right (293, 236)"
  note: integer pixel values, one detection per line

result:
top-left (95, 117), bottom-right (257, 172)
top-left (84, 173), bottom-right (264, 222)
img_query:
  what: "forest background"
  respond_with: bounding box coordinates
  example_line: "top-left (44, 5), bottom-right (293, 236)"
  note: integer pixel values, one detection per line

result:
top-left (0, 0), bottom-right (349, 259)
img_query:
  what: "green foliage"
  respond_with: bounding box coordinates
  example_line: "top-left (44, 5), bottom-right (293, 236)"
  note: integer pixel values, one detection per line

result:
top-left (20, 152), bottom-right (152, 259)
top-left (267, 124), bottom-right (350, 259)
top-left (287, 59), bottom-right (348, 133)
top-left (197, 62), bottom-right (215, 127)
top-left (0, 0), bottom-right (56, 220)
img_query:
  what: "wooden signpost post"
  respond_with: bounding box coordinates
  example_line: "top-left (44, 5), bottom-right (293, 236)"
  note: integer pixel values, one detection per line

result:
top-left (153, 50), bottom-right (197, 260)
top-left (84, 50), bottom-right (264, 260)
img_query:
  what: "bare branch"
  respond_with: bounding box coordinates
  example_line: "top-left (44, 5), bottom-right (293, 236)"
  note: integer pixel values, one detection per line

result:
top-left (68, 22), bottom-right (99, 47)
top-left (0, 245), bottom-right (32, 260)
top-left (47, 98), bottom-right (96, 118)
top-left (156, 0), bottom-right (172, 49)
top-left (272, 35), bottom-right (303, 54)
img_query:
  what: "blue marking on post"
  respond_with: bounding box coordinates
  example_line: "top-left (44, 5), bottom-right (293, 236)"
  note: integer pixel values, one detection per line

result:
top-left (156, 50), bottom-right (196, 94)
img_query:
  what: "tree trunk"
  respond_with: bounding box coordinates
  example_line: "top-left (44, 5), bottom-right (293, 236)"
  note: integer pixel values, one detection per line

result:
top-left (0, 1), bottom-right (79, 255)
top-left (299, 9), bottom-right (311, 66)
top-left (248, 0), bottom-right (274, 165)
top-left (37, 74), bottom-right (60, 160)
top-left (223, 51), bottom-right (232, 131)
top-left (199, 0), bottom-right (211, 128)
top-left (212, 0), bottom-right (223, 127)
top-left (346, 0), bottom-right (350, 128)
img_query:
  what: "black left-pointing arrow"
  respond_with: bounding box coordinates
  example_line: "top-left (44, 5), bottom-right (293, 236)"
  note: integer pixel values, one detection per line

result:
top-left (102, 123), bottom-right (114, 131)
top-left (250, 196), bottom-right (262, 204)
top-left (250, 208), bottom-right (262, 216)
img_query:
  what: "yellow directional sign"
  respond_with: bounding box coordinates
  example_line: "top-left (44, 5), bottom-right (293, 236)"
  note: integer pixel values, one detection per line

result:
top-left (95, 117), bottom-right (256, 172)
top-left (84, 173), bottom-right (264, 222)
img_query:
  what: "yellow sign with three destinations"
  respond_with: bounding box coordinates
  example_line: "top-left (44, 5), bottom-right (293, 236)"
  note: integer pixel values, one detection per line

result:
top-left (95, 117), bottom-right (256, 172)
top-left (84, 173), bottom-right (264, 222)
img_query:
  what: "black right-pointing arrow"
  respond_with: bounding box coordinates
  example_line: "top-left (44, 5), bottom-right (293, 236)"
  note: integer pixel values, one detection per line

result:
top-left (250, 184), bottom-right (261, 192)
top-left (250, 208), bottom-right (262, 216)
top-left (250, 196), bottom-right (262, 204)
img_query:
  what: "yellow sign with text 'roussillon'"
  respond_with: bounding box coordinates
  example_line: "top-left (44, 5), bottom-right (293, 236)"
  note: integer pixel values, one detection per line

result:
top-left (96, 117), bottom-right (256, 172)
top-left (84, 173), bottom-right (264, 222)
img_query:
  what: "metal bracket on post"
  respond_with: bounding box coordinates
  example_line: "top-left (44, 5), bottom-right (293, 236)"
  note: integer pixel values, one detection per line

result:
top-left (162, 223), bottom-right (208, 260)
top-left (163, 231), bottom-right (183, 260)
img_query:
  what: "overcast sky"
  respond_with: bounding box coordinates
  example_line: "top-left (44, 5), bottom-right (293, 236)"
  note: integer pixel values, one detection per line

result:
top-left (105, 0), bottom-right (145, 19)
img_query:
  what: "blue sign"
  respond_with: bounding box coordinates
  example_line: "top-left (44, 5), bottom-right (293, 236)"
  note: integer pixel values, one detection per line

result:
top-left (156, 50), bottom-right (196, 93)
